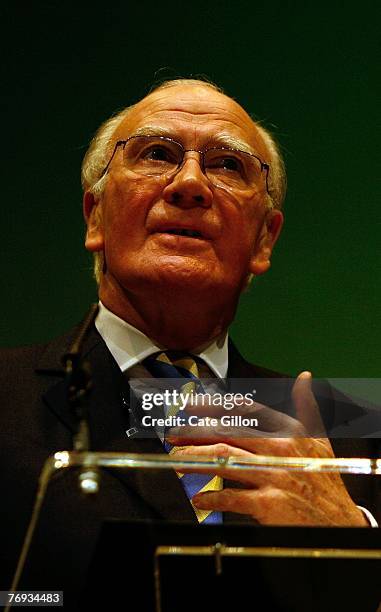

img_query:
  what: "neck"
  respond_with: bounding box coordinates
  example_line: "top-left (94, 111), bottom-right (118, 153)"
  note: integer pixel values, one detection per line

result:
top-left (98, 275), bottom-right (239, 350)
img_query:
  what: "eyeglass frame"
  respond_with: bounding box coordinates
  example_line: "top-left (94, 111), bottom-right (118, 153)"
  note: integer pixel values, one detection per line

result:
top-left (100, 134), bottom-right (271, 195)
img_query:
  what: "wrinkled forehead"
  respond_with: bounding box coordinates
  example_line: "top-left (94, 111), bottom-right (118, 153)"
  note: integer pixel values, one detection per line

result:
top-left (113, 84), bottom-right (270, 160)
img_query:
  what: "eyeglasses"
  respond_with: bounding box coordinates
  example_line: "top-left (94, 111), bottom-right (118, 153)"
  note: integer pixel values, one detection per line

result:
top-left (101, 135), bottom-right (270, 194)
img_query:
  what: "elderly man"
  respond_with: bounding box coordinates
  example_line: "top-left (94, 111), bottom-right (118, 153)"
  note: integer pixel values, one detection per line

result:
top-left (0, 79), bottom-right (377, 606)
top-left (82, 77), bottom-right (373, 525)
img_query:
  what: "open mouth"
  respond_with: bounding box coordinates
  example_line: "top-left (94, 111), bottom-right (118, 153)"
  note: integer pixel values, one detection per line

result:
top-left (164, 229), bottom-right (203, 238)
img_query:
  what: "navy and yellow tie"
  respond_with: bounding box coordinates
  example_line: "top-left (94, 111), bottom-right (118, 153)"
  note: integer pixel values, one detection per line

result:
top-left (144, 352), bottom-right (223, 524)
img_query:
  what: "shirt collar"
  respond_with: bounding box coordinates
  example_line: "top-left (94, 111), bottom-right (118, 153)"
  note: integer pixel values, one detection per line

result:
top-left (95, 301), bottom-right (228, 378)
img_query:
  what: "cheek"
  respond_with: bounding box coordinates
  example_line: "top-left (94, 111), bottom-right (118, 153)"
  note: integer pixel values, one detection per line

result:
top-left (218, 196), bottom-right (265, 261)
top-left (102, 174), bottom-right (163, 246)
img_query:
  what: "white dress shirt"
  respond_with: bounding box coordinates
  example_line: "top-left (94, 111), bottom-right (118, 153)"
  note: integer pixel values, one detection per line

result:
top-left (95, 301), bottom-right (228, 377)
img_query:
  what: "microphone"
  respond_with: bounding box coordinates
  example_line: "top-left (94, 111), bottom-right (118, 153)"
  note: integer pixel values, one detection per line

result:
top-left (62, 303), bottom-right (98, 449)
top-left (62, 303), bottom-right (100, 492)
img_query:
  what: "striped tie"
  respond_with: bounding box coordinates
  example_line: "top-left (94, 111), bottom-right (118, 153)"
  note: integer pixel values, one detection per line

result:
top-left (144, 352), bottom-right (223, 524)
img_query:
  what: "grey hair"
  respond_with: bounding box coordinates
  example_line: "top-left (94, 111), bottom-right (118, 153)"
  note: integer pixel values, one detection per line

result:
top-left (255, 123), bottom-right (286, 212)
top-left (81, 78), bottom-right (287, 282)
top-left (81, 105), bottom-right (134, 196)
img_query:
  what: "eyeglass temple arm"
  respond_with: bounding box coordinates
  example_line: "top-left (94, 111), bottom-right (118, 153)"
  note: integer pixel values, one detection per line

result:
top-left (100, 140), bottom-right (126, 178)
top-left (262, 162), bottom-right (270, 196)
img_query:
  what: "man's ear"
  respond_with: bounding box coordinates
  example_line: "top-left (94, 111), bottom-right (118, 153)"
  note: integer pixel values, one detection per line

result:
top-left (249, 209), bottom-right (284, 276)
top-left (83, 191), bottom-right (105, 252)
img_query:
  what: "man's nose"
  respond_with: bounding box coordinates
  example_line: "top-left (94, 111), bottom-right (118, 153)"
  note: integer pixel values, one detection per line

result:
top-left (162, 154), bottom-right (213, 208)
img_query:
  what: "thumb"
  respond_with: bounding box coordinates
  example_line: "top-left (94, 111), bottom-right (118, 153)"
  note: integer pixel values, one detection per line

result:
top-left (292, 371), bottom-right (326, 436)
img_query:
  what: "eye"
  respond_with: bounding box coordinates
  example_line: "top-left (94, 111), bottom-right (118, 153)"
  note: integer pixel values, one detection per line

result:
top-left (124, 137), bottom-right (182, 175)
top-left (139, 144), bottom-right (179, 165)
top-left (143, 145), bottom-right (172, 161)
top-left (219, 157), bottom-right (241, 172)
top-left (206, 151), bottom-right (245, 175)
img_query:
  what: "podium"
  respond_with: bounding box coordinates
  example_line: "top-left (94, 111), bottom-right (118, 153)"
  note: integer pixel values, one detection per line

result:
top-left (83, 521), bottom-right (381, 612)
top-left (6, 452), bottom-right (381, 612)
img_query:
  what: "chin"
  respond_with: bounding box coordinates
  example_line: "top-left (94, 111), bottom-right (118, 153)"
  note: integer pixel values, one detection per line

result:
top-left (151, 268), bottom-right (217, 292)
top-left (126, 262), bottom-right (224, 294)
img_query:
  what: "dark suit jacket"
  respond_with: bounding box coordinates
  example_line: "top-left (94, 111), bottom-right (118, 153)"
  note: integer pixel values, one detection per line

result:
top-left (0, 321), bottom-right (379, 608)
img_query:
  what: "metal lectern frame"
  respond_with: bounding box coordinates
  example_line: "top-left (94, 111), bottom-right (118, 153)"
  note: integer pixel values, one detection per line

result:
top-left (6, 451), bottom-right (381, 611)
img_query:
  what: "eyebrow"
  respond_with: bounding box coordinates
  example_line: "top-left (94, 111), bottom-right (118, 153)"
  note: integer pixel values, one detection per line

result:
top-left (130, 126), bottom-right (259, 157)
top-left (132, 126), bottom-right (173, 138)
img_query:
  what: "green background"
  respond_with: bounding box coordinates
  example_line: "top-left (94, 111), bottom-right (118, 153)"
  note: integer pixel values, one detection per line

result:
top-left (1, 1), bottom-right (380, 377)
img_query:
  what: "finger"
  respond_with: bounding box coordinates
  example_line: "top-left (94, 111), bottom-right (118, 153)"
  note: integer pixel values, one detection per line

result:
top-left (168, 411), bottom-right (306, 444)
top-left (171, 443), bottom-right (260, 485)
top-left (292, 371), bottom-right (326, 436)
top-left (192, 487), bottom-right (270, 520)
top-left (184, 397), bottom-right (304, 435)
top-left (170, 443), bottom-right (287, 486)
top-left (184, 396), bottom-right (272, 418)
top-left (167, 423), bottom-right (274, 445)
top-left (168, 423), bottom-right (308, 453)
top-left (191, 487), bottom-right (338, 526)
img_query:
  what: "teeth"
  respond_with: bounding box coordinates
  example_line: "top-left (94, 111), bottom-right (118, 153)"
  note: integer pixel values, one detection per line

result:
top-left (182, 229), bottom-right (199, 237)
top-left (167, 229), bottom-right (202, 238)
